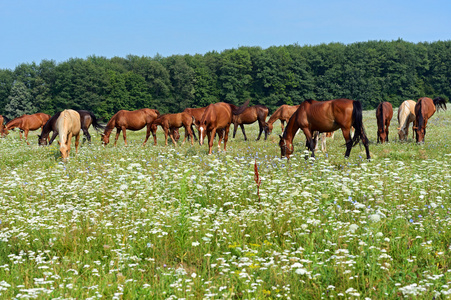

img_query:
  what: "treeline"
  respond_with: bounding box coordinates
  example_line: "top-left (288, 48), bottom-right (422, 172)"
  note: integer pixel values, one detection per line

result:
top-left (0, 39), bottom-right (450, 119)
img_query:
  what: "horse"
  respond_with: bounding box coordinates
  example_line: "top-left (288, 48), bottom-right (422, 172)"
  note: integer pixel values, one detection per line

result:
top-left (0, 115), bottom-right (10, 136)
top-left (232, 105), bottom-right (269, 141)
top-left (101, 108), bottom-right (160, 146)
top-left (279, 99), bottom-right (370, 160)
top-left (183, 107), bottom-right (207, 141)
top-left (1, 113), bottom-right (51, 144)
top-left (198, 99), bottom-right (250, 154)
top-left (56, 110), bottom-right (81, 161)
top-left (414, 97), bottom-right (447, 143)
top-left (38, 110), bottom-right (104, 146)
top-left (150, 112), bottom-right (194, 146)
top-left (264, 104), bottom-right (300, 134)
top-left (397, 100), bottom-right (416, 141)
top-left (376, 102), bottom-right (393, 144)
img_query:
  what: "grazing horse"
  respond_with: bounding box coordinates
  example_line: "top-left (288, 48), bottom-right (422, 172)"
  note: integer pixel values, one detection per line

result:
top-left (414, 97), bottom-right (447, 143)
top-left (0, 115), bottom-right (10, 136)
top-left (376, 102), bottom-right (393, 143)
top-left (397, 100), bottom-right (416, 141)
top-left (183, 107), bottom-right (207, 141)
top-left (101, 108), bottom-right (160, 146)
top-left (38, 110), bottom-right (104, 146)
top-left (1, 113), bottom-right (51, 144)
top-left (198, 99), bottom-right (250, 154)
top-left (232, 105), bottom-right (269, 141)
top-left (56, 109), bottom-right (81, 161)
top-left (151, 112), bottom-right (194, 146)
top-left (264, 104), bottom-right (300, 134)
top-left (279, 99), bottom-right (370, 159)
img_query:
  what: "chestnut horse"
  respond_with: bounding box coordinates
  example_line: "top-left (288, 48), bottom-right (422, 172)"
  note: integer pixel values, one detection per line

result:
top-left (397, 100), bottom-right (416, 141)
top-left (264, 104), bottom-right (300, 134)
top-left (56, 109), bottom-right (81, 161)
top-left (101, 108), bottom-right (160, 146)
top-left (376, 102), bottom-right (393, 144)
top-left (1, 113), bottom-right (51, 144)
top-left (279, 99), bottom-right (370, 159)
top-left (414, 97), bottom-right (447, 143)
top-left (232, 105), bottom-right (269, 141)
top-left (38, 110), bottom-right (104, 146)
top-left (183, 107), bottom-right (207, 141)
top-left (198, 99), bottom-right (250, 154)
top-left (151, 112), bottom-right (194, 146)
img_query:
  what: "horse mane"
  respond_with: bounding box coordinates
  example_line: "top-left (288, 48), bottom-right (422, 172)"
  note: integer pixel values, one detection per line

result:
top-left (417, 99), bottom-right (424, 130)
top-left (304, 99), bottom-right (315, 104)
top-left (433, 97), bottom-right (447, 112)
top-left (376, 103), bottom-right (384, 131)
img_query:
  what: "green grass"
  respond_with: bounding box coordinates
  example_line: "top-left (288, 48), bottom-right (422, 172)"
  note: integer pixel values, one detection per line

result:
top-left (0, 109), bottom-right (451, 299)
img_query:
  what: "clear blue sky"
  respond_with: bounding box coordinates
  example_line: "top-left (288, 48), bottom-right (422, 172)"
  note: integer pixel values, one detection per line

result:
top-left (1, 0), bottom-right (450, 70)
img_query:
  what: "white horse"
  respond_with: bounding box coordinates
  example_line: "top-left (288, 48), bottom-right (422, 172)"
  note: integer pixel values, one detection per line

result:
top-left (397, 100), bottom-right (416, 141)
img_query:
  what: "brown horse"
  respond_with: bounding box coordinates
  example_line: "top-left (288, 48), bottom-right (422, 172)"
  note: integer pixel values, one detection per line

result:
top-left (414, 97), bottom-right (447, 143)
top-left (376, 102), bottom-right (393, 144)
top-left (397, 100), bottom-right (416, 141)
top-left (101, 108), bottom-right (160, 146)
top-left (232, 105), bottom-right (269, 141)
top-left (198, 99), bottom-right (250, 154)
top-left (183, 107), bottom-right (207, 141)
top-left (1, 113), bottom-right (51, 144)
top-left (56, 109), bottom-right (81, 161)
top-left (279, 99), bottom-right (370, 159)
top-left (151, 112), bottom-right (194, 146)
top-left (38, 110), bottom-right (104, 146)
top-left (264, 104), bottom-right (300, 134)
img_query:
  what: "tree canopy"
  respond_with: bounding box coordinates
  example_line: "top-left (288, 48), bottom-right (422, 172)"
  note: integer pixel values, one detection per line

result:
top-left (0, 40), bottom-right (449, 119)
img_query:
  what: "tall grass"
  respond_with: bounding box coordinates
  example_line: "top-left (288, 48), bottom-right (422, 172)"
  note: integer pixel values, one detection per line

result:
top-left (0, 109), bottom-right (450, 299)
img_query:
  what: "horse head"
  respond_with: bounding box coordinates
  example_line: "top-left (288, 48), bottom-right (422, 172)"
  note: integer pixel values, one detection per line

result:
top-left (198, 121), bottom-right (207, 146)
top-left (279, 135), bottom-right (293, 158)
top-left (397, 127), bottom-right (406, 141)
top-left (378, 128), bottom-right (387, 144)
top-left (58, 141), bottom-right (70, 161)
top-left (1, 126), bottom-right (9, 138)
top-left (101, 133), bottom-right (109, 145)
top-left (265, 122), bottom-right (273, 134)
top-left (413, 125), bottom-right (425, 143)
top-left (37, 134), bottom-right (48, 146)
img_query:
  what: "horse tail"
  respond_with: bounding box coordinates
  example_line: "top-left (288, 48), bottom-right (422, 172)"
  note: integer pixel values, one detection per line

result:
top-left (433, 97), bottom-right (447, 112)
top-left (351, 100), bottom-right (367, 147)
top-left (88, 111), bottom-right (105, 131)
top-left (231, 99), bottom-right (250, 115)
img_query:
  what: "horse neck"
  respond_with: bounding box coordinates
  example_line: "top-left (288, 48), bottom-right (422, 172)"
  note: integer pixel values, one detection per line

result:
top-left (377, 104), bottom-right (384, 130)
top-left (103, 117), bottom-right (117, 137)
top-left (417, 101), bottom-right (424, 128)
top-left (267, 110), bottom-right (281, 125)
top-left (398, 106), bottom-right (409, 131)
top-left (282, 113), bottom-right (299, 143)
top-left (6, 119), bottom-right (21, 130)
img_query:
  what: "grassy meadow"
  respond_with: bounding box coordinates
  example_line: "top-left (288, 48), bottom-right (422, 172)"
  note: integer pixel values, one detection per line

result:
top-left (1, 108), bottom-right (451, 299)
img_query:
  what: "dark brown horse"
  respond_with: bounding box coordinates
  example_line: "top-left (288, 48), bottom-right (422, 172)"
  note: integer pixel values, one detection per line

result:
top-left (198, 99), bottom-right (250, 154)
top-left (0, 115), bottom-right (10, 136)
top-left (376, 102), bottom-right (393, 144)
top-left (38, 110), bottom-right (105, 146)
top-left (101, 108), bottom-right (160, 146)
top-left (414, 97), bottom-right (447, 143)
top-left (264, 104), bottom-right (300, 134)
top-left (279, 99), bottom-right (370, 159)
top-left (232, 105), bottom-right (269, 141)
top-left (151, 112), bottom-right (194, 146)
top-left (183, 107), bottom-right (207, 141)
top-left (1, 113), bottom-right (51, 144)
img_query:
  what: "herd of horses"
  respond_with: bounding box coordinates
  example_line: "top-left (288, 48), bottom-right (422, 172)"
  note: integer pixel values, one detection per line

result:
top-left (0, 96), bottom-right (447, 160)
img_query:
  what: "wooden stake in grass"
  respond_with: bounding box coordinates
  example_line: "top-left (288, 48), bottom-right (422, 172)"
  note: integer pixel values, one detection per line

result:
top-left (254, 159), bottom-right (261, 201)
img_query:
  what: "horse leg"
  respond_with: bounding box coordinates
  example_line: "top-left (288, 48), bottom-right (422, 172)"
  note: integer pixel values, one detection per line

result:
top-left (83, 127), bottom-right (91, 144)
top-left (121, 126), bottom-right (127, 146)
top-left (280, 121), bottom-right (285, 132)
top-left (191, 124), bottom-right (198, 142)
top-left (342, 128), bottom-right (353, 158)
top-left (114, 128), bottom-right (121, 146)
top-left (256, 123), bottom-right (263, 141)
top-left (232, 123), bottom-right (238, 139)
top-left (321, 132), bottom-right (327, 152)
top-left (75, 134), bottom-right (80, 154)
top-left (67, 132), bottom-right (73, 157)
top-left (24, 130), bottom-right (30, 145)
top-left (385, 121), bottom-right (390, 142)
top-left (240, 124), bottom-right (247, 141)
top-left (164, 128), bottom-right (169, 146)
top-left (170, 128), bottom-right (179, 147)
top-left (223, 126), bottom-right (230, 152)
top-left (143, 124), bottom-right (151, 146)
top-left (186, 125), bottom-right (194, 146)
top-left (208, 128), bottom-right (216, 155)
top-left (313, 131), bottom-right (319, 151)
top-left (216, 129), bottom-right (223, 151)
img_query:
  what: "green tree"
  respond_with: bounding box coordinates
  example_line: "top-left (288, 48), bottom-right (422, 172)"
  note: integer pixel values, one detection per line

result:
top-left (5, 81), bottom-right (37, 119)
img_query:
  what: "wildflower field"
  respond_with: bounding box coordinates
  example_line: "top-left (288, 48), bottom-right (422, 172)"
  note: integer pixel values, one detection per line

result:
top-left (1, 109), bottom-right (451, 299)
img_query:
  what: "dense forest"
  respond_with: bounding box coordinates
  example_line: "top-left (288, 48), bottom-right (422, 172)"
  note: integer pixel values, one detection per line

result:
top-left (0, 39), bottom-right (450, 119)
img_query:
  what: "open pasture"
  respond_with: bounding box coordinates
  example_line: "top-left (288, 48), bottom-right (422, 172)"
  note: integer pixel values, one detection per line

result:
top-left (1, 109), bottom-right (451, 299)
